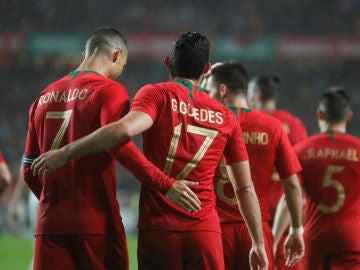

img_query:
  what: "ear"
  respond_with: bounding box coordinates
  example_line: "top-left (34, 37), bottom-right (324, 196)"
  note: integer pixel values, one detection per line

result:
top-left (113, 49), bottom-right (122, 63)
top-left (317, 109), bottom-right (325, 120)
top-left (346, 110), bottom-right (353, 123)
top-left (164, 56), bottom-right (170, 69)
top-left (82, 51), bottom-right (86, 60)
top-left (202, 62), bottom-right (211, 75)
top-left (220, 83), bottom-right (229, 99)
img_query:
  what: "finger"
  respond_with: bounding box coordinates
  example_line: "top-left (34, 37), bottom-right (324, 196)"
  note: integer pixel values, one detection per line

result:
top-left (185, 187), bottom-right (201, 206)
top-left (183, 180), bottom-right (199, 186)
top-left (32, 159), bottom-right (45, 177)
top-left (31, 155), bottom-right (44, 170)
top-left (178, 192), bottom-right (200, 212)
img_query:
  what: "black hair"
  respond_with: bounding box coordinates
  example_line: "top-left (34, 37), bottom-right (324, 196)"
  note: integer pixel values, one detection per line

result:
top-left (86, 27), bottom-right (127, 56)
top-left (319, 86), bottom-right (351, 124)
top-left (169, 32), bottom-right (210, 80)
top-left (210, 60), bottom-right (248, 96)
top-left (251, 75), bottom-right (281, 101)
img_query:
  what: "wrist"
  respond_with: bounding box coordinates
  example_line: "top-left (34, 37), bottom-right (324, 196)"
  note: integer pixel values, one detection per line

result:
top-left (289, 226), bottom-right (304, 236)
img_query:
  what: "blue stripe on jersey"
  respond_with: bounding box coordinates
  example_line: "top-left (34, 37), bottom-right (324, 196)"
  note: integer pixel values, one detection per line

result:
top-left (22, 153), bottom-right (38, 168)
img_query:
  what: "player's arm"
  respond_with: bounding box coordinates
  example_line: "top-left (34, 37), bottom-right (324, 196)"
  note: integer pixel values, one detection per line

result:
top-left (227, 161), bottom-right (269, 270)
top-left (0, 154), bottom-right (12, 195)
top-left (273, 174), bottom-right (304, 267)
top-left (111, 141), bottom-right (201, 212)
top-left (23, 106), bottom-right (43, 199)
top-left (31, 110), bottom-right (152, 174)
top-left (7, 165), bottom-right (29, 228)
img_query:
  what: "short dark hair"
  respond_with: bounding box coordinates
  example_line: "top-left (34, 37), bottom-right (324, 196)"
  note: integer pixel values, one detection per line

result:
top-left (169, 32), bottom-right (210, 80)
top-left (86, 27), bottom-right (127, 56)
top-left (319, 86), bottom-right (351, 124)
top-left (250, 75), bottom-right (281, 101)
top-left (210, 60), bottom-right (248, 96)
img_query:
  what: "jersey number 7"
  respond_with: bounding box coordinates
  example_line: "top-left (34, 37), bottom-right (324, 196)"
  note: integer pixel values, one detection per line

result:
top-left (45, 110), bottom-right (73, 150)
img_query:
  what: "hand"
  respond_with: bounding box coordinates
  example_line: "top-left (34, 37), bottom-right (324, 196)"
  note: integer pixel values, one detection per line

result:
top-left (31, 149), bottom-right (68, 177)
top-left (249, 243), bottom-right (269, 270)
top-left (165, 180), bottom-right (201, 212)
top-left (284, 234), bottom-right (305, 267)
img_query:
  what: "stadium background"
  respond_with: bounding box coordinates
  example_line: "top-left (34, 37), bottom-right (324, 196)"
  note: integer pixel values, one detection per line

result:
top-left (0, 0), bottom-right (360, 269)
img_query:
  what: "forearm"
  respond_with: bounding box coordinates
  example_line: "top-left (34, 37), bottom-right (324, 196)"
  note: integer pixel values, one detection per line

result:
top-left (272, 195), bottom-right (291, 246)
top-left (283, 175), bottom-right (303, 228)
top-left (63, 110), bottom-right (152, 161)
top-left (111, 141), bottom-right (175, 193)
top-left (63, 121), bottom-right (129, 160)
top-left (236, 185), bottom-right (264, 245)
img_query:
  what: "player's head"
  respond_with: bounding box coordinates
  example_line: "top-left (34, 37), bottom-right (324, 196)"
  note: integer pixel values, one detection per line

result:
top-left (84, 27), bottom-right (128, 79)
top-left (247, 75), bottom-right (281, 109)
top-left (164, 32), bottom-right (211, 81)
top-left (317, 86), bottom-right (352, 129)
top-left (201, 60), bottom-right (248, 103)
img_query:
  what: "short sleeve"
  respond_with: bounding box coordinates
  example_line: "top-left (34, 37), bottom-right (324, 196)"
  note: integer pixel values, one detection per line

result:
top-left (223, 116), bottom-right (249, 164)
top-left (131, 84), bottom-right (164, 121)
top-left (275, 124), bottom-right (302, 178)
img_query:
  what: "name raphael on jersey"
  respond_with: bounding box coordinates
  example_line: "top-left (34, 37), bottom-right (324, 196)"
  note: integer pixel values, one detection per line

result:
top-left (171, 98), bottom-right (223, 125)
top-left (38, 89), bottom-right (89, 107)
top-left (307, 147), bottom-right (359, 161)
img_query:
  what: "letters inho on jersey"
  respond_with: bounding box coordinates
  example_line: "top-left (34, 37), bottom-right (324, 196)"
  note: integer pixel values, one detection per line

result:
top-left (242, 132), bottom-right (269, 145)
top-left (38, 89), bottom-right (89, 106)
top-left (307, 147), bottom-right (359, 161)
top-left (171, 98), bottom-right (223, 125)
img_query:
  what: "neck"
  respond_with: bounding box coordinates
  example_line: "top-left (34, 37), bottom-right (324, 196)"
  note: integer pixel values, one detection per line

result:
top-left (76, 55), bottom-right (108, 77)
top-left (319, 121), bottom-right (347, 133)
top-left (227, 95), bottom-right (249, 109)
top-left (262, 100), bottom-right (277, 112)
top-left (174, 76), bottom-right (201, 86)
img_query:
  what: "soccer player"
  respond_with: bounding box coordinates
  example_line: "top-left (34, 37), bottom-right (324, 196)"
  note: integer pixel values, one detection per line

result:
top-left (31, 32), bottom-right (269, 270)
top-left (293, 88), bottom-right (360, 269)
top-left (201, 61), bottom-right (304, 270)
top-left (0, 149), bottom-right (12, 195)
top-left (248, 75), bottom-right (308, 269)
top-left (22, 27), bottom-right (201, 270)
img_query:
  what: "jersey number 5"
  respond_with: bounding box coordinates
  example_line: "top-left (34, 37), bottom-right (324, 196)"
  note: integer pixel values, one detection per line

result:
top-left (45, 110), bottom-right (73, 150)
top-left (164, 123), bottom-right (218, 179)
top-left (317, 165), bottom-right (345, 213)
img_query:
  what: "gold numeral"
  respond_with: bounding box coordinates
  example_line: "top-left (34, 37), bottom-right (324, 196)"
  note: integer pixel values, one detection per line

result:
top-left (164, 124), bottom-right (218, 179)
top-left (45, 110), bottom-right (73, 150)
top-left (317, 165), bottom-right (345, 213)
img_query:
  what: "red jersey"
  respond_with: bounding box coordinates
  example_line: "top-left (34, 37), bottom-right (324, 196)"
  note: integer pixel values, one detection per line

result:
top-left (294, 131), bottom-right (360, 253)
top-left (215, 107), bottom-right (301, 223)
top-left (0, 150), bottom-right (4, 162)
top-left (23, 71), bottom-right (174, 235)
top-left (265, 109), bottom-right (307, 223)
top-left (131, 80), bottom-right (248, 232)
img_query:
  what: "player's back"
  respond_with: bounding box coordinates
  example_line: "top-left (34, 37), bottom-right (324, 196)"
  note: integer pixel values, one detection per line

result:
top-left (131, 80), bottom-right (248, 232)
top-left (271, 109), bottom-right (307, 145)
top-left (295, 131), bottom-right (360, 252)
top-left (215, 108), bottom-right (300, 223)
top-left (29, 71), bottom-right (129, 235)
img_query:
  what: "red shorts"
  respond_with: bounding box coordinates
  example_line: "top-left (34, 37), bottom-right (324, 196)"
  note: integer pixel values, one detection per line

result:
top-left (221, 221), bottom-right (274, 270)
top-left (304, 251), bottom-right (360, 270)
top-left (137, 229), bottom-right (224, 270)
top-left (33, 232), bottom-right (128, 270)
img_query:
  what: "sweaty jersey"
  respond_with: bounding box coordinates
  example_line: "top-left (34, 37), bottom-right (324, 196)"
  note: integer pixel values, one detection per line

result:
top-left (131, 80), bottom-right (249, 232)
top-left (294, 131), bottom-right (360, 253)
top-left (215, 107), bottom-right (301, 223)
top-left (23, 71), bottom-right (174, 235)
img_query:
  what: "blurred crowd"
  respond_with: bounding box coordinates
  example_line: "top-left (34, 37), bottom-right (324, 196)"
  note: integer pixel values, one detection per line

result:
top-left (2, 0), bottom-right (360, 35)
